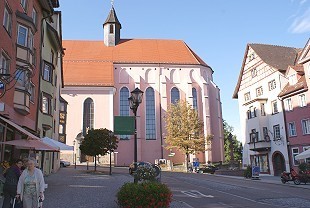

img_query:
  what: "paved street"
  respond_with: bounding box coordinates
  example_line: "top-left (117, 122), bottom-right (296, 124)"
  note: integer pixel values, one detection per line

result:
top-left (24, 166), bottom-right (310, 208)
top-left (162, 172), bottom-right (310, 208)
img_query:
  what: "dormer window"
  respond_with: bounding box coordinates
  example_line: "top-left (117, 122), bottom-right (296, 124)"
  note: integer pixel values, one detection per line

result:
top-left (288, 74), bottom-right (297, 85)
top-left (109, 24), bottom-right (114, 34)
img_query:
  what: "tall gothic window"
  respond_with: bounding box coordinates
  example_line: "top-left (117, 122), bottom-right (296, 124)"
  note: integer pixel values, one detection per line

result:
top-left (120, 87), bottom-right (130, 139)
top-left (146, 87), bottom-right (156, 140)
top-left (192, 88), bottom-right (198, 110)
top-left (83, 98), bottom-right (94, 136)
top-left (171, 87), bottom-right (180, 104)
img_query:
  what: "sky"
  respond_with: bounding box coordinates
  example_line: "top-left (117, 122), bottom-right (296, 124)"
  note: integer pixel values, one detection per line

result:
top-left (58, 0), bottom-right (310, 142)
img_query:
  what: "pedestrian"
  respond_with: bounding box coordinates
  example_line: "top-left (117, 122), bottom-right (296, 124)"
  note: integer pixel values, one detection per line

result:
top-left (2, 159), bottom-right (23, 208)
top-left (16, 157), bottom-right (45, 208)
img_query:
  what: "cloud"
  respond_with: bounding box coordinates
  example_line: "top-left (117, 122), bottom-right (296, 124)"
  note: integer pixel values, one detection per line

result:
top-left (289, 8), bottom-right (310, 33)
top-left (300, 0), bottom-right (308, 5)
top-left (291, 0), bottom-right (308, 4)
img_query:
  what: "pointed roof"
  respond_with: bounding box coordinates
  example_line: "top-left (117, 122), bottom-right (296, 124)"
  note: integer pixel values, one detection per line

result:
top-left (104, 6), bottom-right (121, 28)
top-left (278, 75), bottom-right (307, 98)
top-left (232, 43), bottom-right (301, 98)
top-left (298, 38), bottom-right (310, 64)
top-left (62, 39), bottom-right (210, 86)
top-left (249, 44), bottom-right (300, 71)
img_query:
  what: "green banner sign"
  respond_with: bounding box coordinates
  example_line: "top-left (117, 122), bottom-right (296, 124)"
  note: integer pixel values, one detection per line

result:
top-left (114, 116), bottom-right (135, 135)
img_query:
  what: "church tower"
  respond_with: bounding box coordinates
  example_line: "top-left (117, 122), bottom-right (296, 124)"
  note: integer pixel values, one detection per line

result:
top-left (103, 6), bottom-right (121, 47)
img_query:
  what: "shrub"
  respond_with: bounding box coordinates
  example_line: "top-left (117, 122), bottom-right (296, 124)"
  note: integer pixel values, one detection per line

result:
top-left (243, 165), bottom-right (252, 178)
top-left (298, 162), bottom-right (310, 173)
top-left (134, 165), bottom-right (157, 181)
top-left (117, 182), bottom-right (172, 208)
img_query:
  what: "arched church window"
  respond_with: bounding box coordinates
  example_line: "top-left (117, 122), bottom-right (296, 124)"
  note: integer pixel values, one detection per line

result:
top-left (171, 87), bottom-right (180, 104)
top-left (192, 88), bottom-right (198, 110)
top-left (120, 87), bottom-right (130, 140)
top-left (83, 98), bottom-right (94, 136)
top-left (145, 87), bottom-right (156, 140)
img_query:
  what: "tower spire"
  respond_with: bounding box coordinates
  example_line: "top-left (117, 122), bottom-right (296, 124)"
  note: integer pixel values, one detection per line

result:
top-left (103, 3), bottom-right (121, 46)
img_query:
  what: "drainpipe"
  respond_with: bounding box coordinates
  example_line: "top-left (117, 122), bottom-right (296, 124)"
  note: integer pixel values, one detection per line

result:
top-left (159, 64), bottom-right (163, 159)
top-left (280, 96), bottom-right (291, 171)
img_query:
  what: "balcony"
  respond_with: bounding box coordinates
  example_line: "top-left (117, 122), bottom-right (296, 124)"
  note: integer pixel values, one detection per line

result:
top-left (14, 86), bottom-right (30, 115)
top-left (248, 139), bottom-right (271, 151)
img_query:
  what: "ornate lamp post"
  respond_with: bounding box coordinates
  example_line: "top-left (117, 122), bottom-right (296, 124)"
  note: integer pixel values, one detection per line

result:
top-left (128, 87), bottom-right (143, 183)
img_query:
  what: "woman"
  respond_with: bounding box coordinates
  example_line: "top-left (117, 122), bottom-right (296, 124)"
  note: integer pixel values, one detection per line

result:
top-left (16, 158), bottom-right (45, 208)
top-left (2, 159), bottom-right (23, 208)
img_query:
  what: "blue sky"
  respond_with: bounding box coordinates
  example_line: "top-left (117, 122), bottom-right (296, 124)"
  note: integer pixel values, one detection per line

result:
top-left (59, 0), bottom-right (310, 142)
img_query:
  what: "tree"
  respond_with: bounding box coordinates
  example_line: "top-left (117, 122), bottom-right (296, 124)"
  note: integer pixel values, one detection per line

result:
top-left (164, 100), bottom-right (206, 172)
top-left (223, 120), bottom-right (242, 164)
top-left (79, 128), bottom-right (118, 171)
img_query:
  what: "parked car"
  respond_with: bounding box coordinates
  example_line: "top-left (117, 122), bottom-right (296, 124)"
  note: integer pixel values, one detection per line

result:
top-left (198, 164), bottom-right (218, 174)
top-left (129, 161), bottom-right (153, 174)
top-left (60, 160), bottom-right (71, 167)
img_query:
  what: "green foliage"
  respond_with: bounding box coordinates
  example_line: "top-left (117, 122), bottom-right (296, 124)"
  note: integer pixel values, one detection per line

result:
top-left (243, 165), bottom-right (252, 178)
top-left (117, 182), bottom-right (172, 208)
top-left (134, 165), bottom-right (157, 181)
top-left (79, 128), bottom-right (118, 157)
top-left (164, 100), bottom-right (206, 156)
top-left (298, 162), bottom-right (310, 173)
top-left (223, 120), bottom-right (243, 163)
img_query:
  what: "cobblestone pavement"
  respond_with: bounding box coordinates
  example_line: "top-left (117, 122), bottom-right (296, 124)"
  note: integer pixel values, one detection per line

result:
top-left (43, 166), bottom-right (131, 208)
top-left (4, 166), bottom-right (308, 208)
top-left (43, 166), bottom-right (188, 208)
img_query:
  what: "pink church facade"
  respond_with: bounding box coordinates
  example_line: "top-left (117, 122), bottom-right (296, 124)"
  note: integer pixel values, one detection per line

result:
top-left (61, 6), bottom-right (224, 166)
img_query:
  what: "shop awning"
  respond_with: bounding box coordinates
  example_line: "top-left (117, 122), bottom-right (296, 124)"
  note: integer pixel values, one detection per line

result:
top-left (0, 139), bottom-right (58, 151)
top-left (42, 137), bottom-right (73, 151)
top-left (295, 149), bottom-right (310, 160)
top-left (0, 116), bottom-right (40, 140)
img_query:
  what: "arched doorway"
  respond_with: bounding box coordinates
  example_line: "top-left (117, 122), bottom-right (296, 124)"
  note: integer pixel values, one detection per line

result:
top-left (272, 152), bottom-right (285, 176)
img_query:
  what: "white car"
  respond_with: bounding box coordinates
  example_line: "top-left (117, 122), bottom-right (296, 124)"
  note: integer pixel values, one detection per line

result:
top-left (60, 160), bottom-right (70, 167)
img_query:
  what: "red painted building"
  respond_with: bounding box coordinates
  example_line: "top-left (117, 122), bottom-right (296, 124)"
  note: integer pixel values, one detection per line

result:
top-left (0, 0), bottom-right (59, 163)
top-left (279, 39), bottom-right (310, 171)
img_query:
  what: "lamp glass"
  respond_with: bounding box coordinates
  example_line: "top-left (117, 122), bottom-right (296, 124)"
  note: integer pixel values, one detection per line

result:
top-left (130, 88), bottom-right (144, 104)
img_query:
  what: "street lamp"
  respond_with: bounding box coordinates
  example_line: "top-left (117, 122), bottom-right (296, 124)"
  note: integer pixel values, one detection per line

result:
top-left (128, 87), bottom-right (144, 183)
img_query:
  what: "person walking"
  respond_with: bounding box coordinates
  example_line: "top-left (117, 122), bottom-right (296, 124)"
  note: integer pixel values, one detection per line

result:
top-left (16, 158), bottom-right (45, 208)
top-left (1, 159), bottom-right (23, 208)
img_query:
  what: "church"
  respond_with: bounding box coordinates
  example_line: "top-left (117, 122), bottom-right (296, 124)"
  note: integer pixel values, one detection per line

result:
top-left (61, 6), bottom-right (224, 166)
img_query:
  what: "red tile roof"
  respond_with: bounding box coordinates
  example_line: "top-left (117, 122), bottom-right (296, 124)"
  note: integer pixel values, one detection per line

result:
top-left (63, 39), bottom-right (209, 86)
top-left (233, 43), bottom-right (301, 98)
top-left (278, 75), bottom-right (308, 98)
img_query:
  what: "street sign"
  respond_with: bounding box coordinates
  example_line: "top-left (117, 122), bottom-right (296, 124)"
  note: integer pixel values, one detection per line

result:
top-left (114, 116), bottom-right (135, 135)
top-left (252, 166), bottom-right (260, 179)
